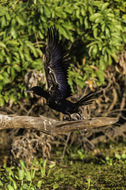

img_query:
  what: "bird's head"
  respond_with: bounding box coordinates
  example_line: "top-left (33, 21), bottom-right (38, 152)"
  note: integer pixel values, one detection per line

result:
top-left (25, 86), bottom-right (43, 96)
top-left (25, 86), bottom-right (48, 98)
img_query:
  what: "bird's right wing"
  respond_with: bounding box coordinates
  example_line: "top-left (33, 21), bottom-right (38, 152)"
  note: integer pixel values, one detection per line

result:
top-left (44, 27), bottom-right (71, 100)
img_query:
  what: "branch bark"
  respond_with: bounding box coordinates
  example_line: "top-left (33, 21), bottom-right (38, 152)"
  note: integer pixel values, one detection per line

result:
top-left (0, 114), bottom-right (118, 135)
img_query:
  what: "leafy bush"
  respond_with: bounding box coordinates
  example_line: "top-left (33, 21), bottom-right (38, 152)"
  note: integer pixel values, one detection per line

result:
top-left (0, 0), bottom-right (125, 105)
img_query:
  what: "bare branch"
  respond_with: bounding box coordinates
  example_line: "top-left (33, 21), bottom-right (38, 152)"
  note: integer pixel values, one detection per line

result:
top-left (0, 114), bottom-right (118, 135)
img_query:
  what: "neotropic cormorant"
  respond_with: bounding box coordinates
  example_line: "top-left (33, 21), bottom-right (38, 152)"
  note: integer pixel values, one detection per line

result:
top-left (26, 28), bottom-right (100, 120)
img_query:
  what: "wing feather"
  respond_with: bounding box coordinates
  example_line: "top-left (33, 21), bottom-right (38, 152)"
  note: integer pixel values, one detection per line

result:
top-left (45, 27), bottom-right (71, 99)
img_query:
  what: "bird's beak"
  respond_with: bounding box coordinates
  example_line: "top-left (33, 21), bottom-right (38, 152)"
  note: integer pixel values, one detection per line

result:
top-left (24, 89), bottom-right (33, 93)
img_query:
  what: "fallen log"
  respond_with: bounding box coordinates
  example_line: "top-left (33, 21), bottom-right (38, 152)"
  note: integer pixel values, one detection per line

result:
top-left (0, 114), bottom-right (118, 135)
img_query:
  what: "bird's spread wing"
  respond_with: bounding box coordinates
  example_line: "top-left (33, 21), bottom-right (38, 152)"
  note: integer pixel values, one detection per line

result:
top-left (45, 27), bottom-right (71, 100)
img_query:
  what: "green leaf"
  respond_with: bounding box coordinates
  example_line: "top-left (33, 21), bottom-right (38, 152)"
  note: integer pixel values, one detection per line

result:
top-left (6, 56), bottom-right (11, 64)
top-left (6, 40), bottom-right (19, 46)
top-left (0, 180), bottom-right (3, 187)
top-left (11, 67), bottom-right (16, 80)
top-left (93, 1), bottom-right (103, 7)
top-left (13, 64), bottom-right (21, 72)
top-left (12, 180), bottom-right (17, 190)
top-left (40, 15), bottom-right (46, 22)
top-left (88, 6), bottom-right (94, 15)
top-left (76, 9), bottom-right (80, 18)
top-left (101, 23), bottom-right (105, 32)
top-left (84, 17), bottom-right (89, 29)
top-left (10, 27), bottom-right (17, 39)
top-left (19, 160), bottom-right (26, 169)
top-left (99, 58), bottom-right (106, 70)
top-left (4, 93), bottom-right (9, 103)
top-left (39, 6), bottom-right (43, 14)
top-left (5, 12), bottom-right (11, 21)
top-left (7, 184), bottom-right (14, 190)
top-left (76, 78), bottom-right (84, 88)
top-left (122, 14), bottom-right (126, 22)
top-left (108, 54), bottom-right (112, 65)
top-left (44, 6), bottom-right (51, 18)
top-left (93, 28), bottom-right (98, 38)
top-left (0, 7), bottom-right (8, 16)
top-left (18, 169), bottom-right (25, 180)
top-left (104, 53), bottom-right (108, 63)
top-left (111, 53), bottom-right (118, 62)
top-left (0, 41), bottom-right (6, 48)
top-left (101, 3), bottom-right (109, 11)
top-left (37, 180), bottom-right (42, 188)
top-left (31, 169), bottom-right (36, 179)
top-left (90, 13), bottom-right (101, 22)
top-left (95, 16), bottom-right (103, 23)
top-left (25, 170), bottom-right (32, 181)
top-left (81, 6), bottom-right (86, 16)
top-left (105, 27), bottom-right (110, 37)
top-left (26, 41), bottom-right (38, 57)
top-left (53, 183), bottom-right (59, 190)
top-left (3, 72), bottom-right (10, 84)
top-left (16, 15), bottom-right (25, 25)
top-left (96, 70), bottom-right (105, 84)
top-left (0, 75), bottom-right (4, 80)
top-left (0, 96), bottom-right (4, 106)
top-left (92, 45), bottom-right (98, 58)
top-left (24, 52), bottom-right (32, 62)
top-left (57, 25), bottom-right (69, 39)
top-left (1, 16), bottom-right (6, 28)
top-left (88, 45), bottom-right (94, 56)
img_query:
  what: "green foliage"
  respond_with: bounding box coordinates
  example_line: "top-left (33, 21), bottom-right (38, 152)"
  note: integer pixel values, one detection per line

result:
top-left (1, 159), bottom-right (56, 189)
top-left (68, 0), bottom-right (124, 89)
top-left (0, 146), bottom-right (126, 189)
top-left (0, 0), bottom-right (125, 104)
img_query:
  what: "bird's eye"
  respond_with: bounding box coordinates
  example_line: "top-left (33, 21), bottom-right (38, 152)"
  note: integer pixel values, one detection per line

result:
top-left (48, 67), bottom-right (52, 74)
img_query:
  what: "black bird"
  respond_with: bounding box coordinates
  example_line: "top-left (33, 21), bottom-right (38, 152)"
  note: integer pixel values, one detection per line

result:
top-left (26, 28), bottom-right (100, 120)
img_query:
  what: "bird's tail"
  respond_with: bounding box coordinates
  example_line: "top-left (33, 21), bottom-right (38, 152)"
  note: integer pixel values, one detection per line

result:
top-left (76, 89), bottom-right (102, 107)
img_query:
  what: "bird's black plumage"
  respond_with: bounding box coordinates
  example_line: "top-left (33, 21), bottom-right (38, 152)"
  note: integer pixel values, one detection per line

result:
top-left (45, 27), bottom-right (71, 101)
top-left (26, 28), bottom-right (100, 120)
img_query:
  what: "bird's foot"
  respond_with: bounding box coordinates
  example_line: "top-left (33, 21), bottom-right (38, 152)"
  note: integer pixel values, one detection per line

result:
top-left (63, 115), bottom-right (68, 121)
top-left (63, 113), bottom-right (84, 121)
top-left (63, 113), bottom-right (75, 121)
top-left (63, 115), bottom-right (73, 121)
top-left (75, 113), bottom-right (84, 120)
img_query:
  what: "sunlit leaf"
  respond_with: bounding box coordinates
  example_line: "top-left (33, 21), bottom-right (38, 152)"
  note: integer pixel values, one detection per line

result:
top-left (18, 169), bottom-right (25, 180)
top-left (37, 180), bottom-right (42, 188)
top-left (16, 15), bottom-right (25, 25)
top-left (0, 41), bottom-right (6, 48)
top-left (7, 184), bottom-right (14, 190)
top-left (101, 3), bottom-right (109, 11)
top-left (0, 7), bottom-right (8, 16)
top-left (26, 41), bottom-right (38, 57)
top-left (90, 13), bottom-right (101, 21)
top-left (6, 40), bottom-right (19, 46)
top-left (1, 16), bottom-right (6, 28)
top-left (10, 27), bottom-right (17, 39)
top-left (84, 17), bottom-right (89, 29)
top-left (44, 6), bottom-right (51, 18)
top-left (96, 69), bottom-right (105, 84)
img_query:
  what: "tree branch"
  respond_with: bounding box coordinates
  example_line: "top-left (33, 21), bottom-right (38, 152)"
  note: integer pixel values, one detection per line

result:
top-left (0, 114), bottom-right (118, 135)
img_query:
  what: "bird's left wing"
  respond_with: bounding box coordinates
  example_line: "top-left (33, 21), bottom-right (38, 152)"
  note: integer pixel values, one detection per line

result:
top-left (45, 27), bottom-right (71, 100)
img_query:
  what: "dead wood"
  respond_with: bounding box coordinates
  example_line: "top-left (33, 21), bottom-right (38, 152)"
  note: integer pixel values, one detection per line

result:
top-left (0, 114), bottom-right (118, 135)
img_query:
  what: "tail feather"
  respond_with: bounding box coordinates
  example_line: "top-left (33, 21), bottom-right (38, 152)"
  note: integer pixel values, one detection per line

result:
top-left (76, 89), bottom-right (102, 107)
